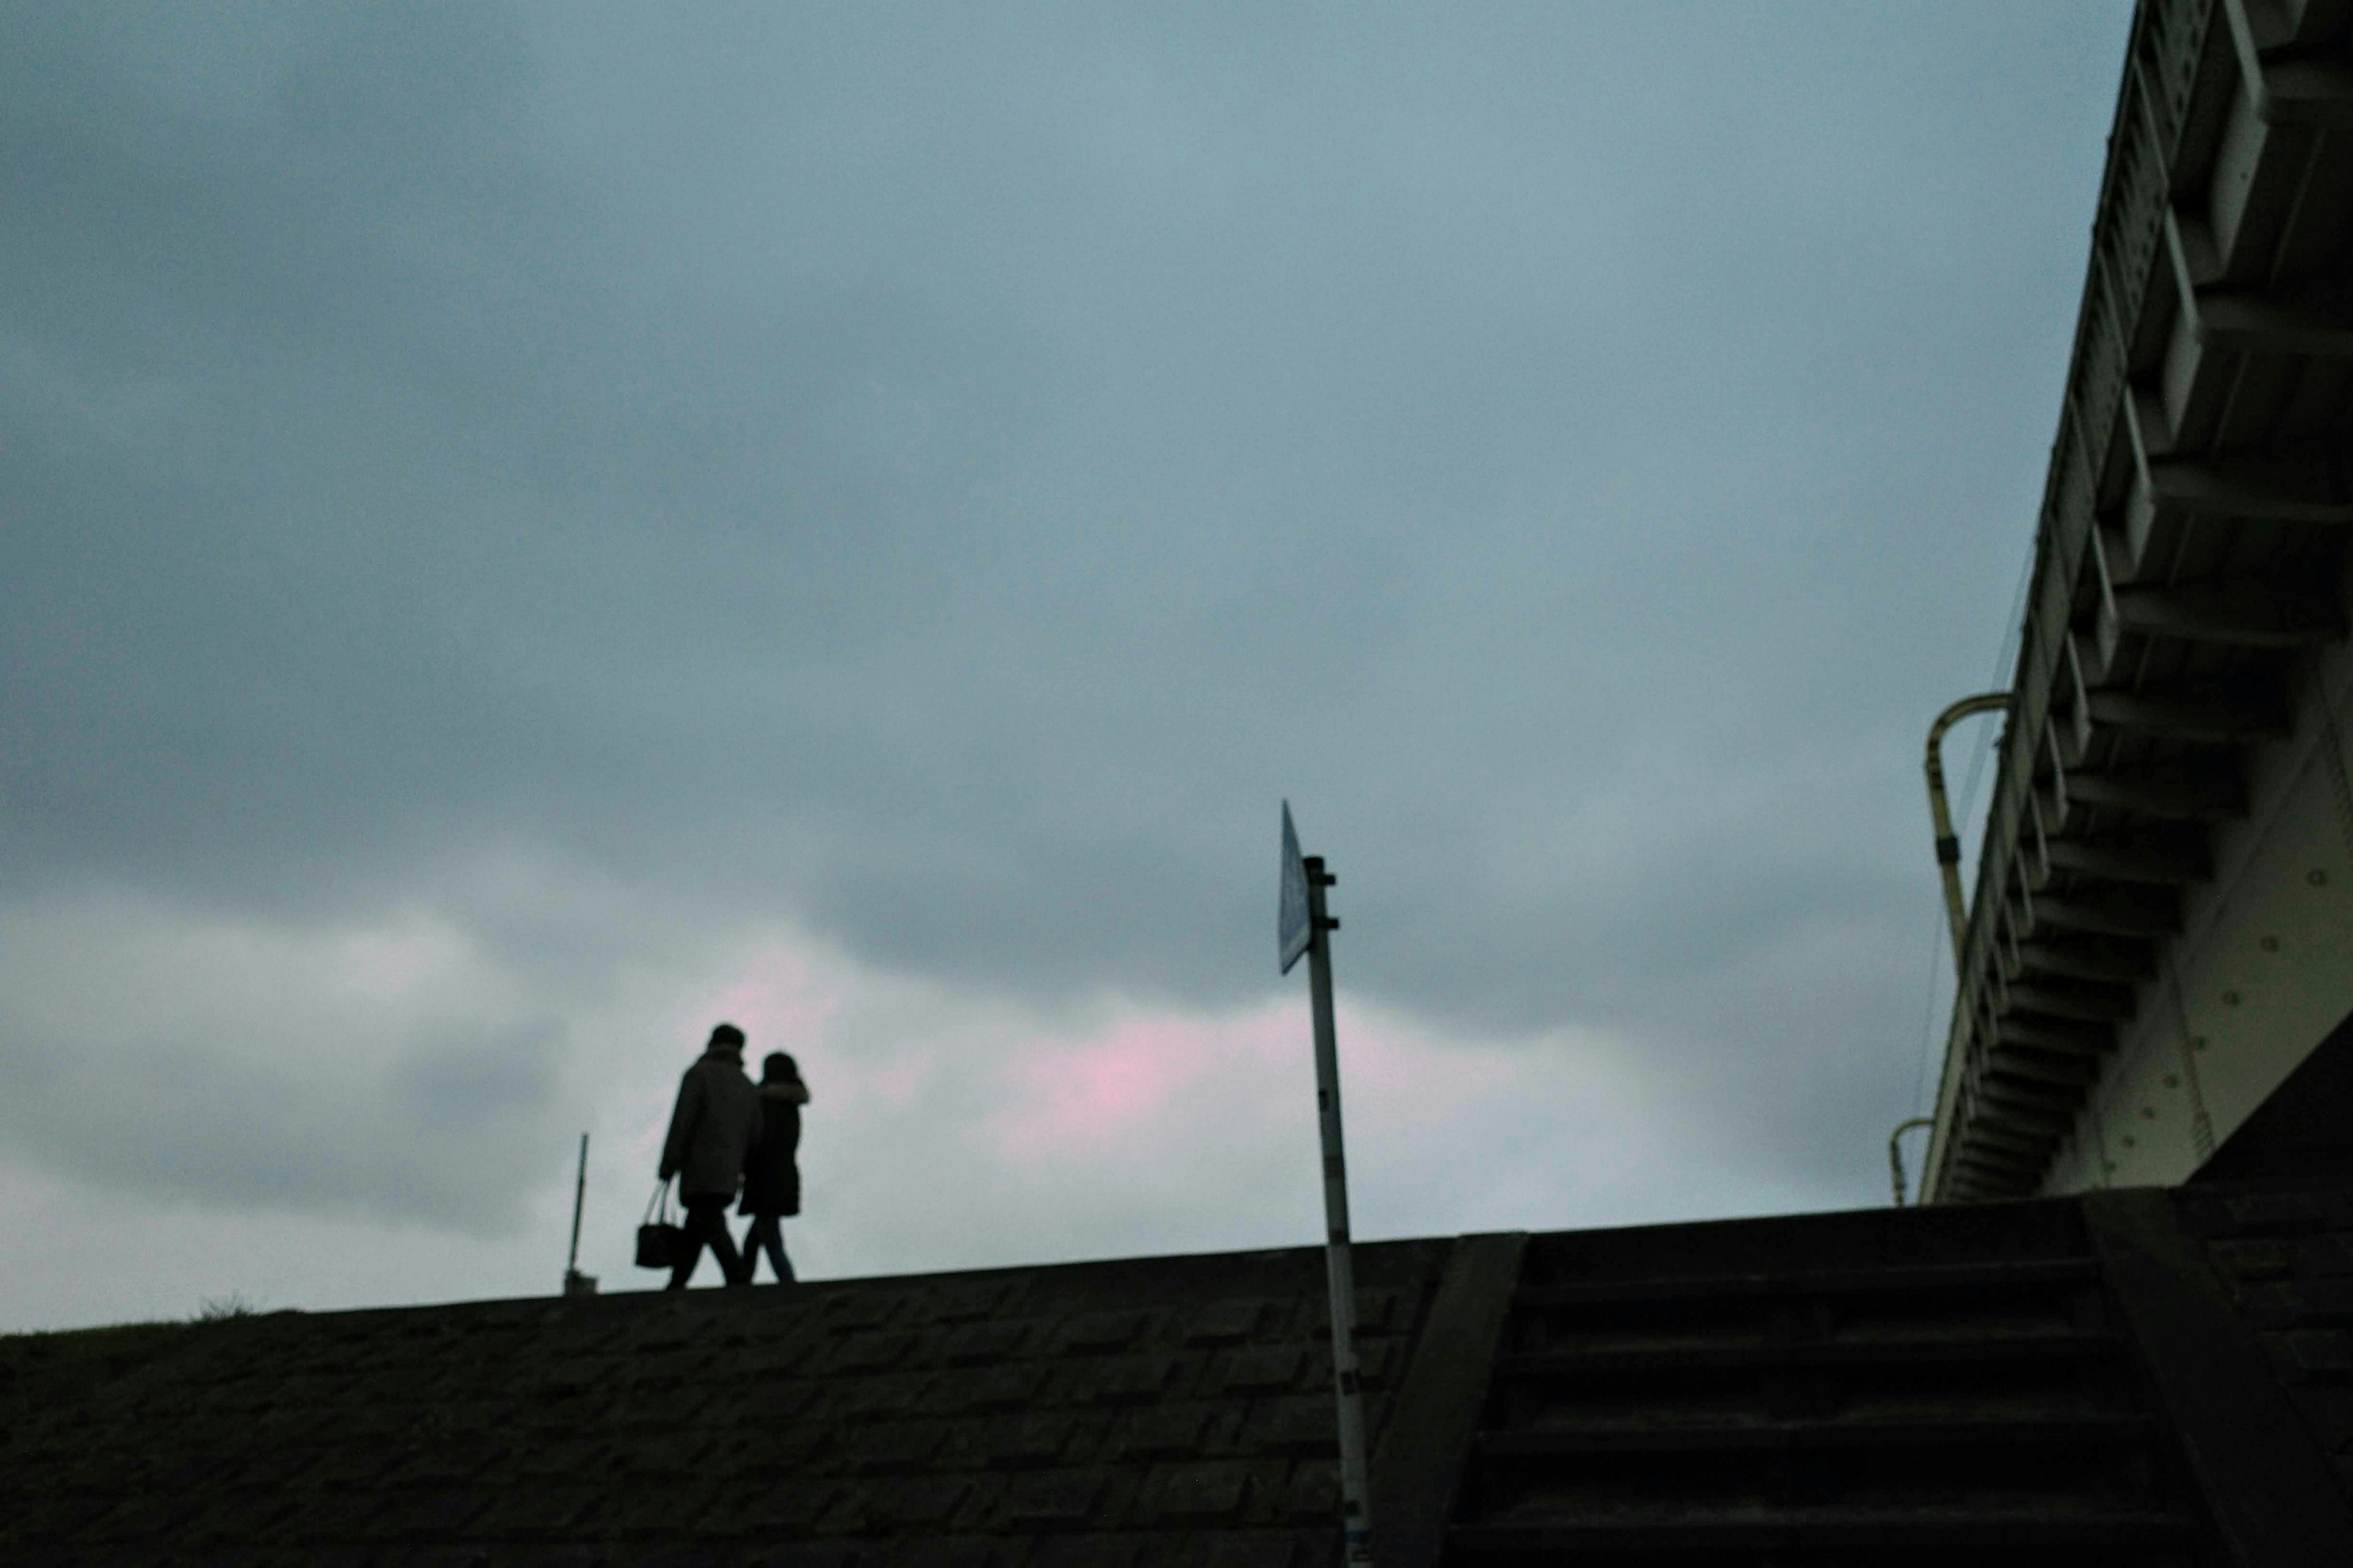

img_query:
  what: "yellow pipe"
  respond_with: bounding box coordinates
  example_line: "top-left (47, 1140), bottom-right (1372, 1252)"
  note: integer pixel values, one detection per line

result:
top-left (1925, 692), bottom-right (2014, 974)
top-left (1889, 1116), bottom-right (1934, 1205)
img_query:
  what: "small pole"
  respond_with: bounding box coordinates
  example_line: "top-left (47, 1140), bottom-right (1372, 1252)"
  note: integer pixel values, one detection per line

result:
top-left (1303, 854), bottom-right (1373, 1568)
top-left (563, 1132), bottom-right (597, 1297)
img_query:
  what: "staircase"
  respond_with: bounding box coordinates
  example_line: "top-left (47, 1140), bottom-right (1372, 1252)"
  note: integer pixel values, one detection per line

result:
top-left (1442, 1203), bottom-right (2210, 1567)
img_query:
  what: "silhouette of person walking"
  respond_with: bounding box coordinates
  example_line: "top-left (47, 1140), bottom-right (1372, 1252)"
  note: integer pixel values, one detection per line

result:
top-left (657, 1022), bottom-right (765, 1289)
top-left (740, 1051), bottom-right (809, 1283)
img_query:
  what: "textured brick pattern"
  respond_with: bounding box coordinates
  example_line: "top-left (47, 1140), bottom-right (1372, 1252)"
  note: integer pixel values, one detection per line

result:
top-left (2176, 1178), bottom-right (2353, 1506)
top-left (0, 1240), bottom-right (1444, 1566)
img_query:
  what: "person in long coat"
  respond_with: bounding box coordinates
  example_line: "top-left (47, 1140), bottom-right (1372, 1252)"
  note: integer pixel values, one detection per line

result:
top-left (657, 1023), bottom-right (765, 1288)
top-left (738, 1051), bottom-right (809, 1284)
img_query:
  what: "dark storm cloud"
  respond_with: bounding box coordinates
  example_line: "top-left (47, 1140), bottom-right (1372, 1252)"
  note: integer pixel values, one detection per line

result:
top-left (395, 1017), bottom-right (565, 1132)
top-left (0, 998), bottom-right (567, 1232)
top-left (2, 3), bottom-right (2132, 1208)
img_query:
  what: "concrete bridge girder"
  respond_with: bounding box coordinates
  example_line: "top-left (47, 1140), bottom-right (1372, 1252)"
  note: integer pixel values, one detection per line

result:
top-left (1925, 0), bottom-right (2353, 1201)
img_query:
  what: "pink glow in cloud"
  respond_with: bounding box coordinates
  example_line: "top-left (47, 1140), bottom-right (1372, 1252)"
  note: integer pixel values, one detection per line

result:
top-left (615, 925), bottom-right (1797, 1285)
top-left (0, 896), bottom-right (1821, 1331)
top-left (986, 1002), bottom-right (1306, 1164)
top-left (696, 941), bottom-right (841, 1056)
top-left (338, 918), bottom-right (478, 1002)
top-left (982, 996), bottom-right (1560, 1173)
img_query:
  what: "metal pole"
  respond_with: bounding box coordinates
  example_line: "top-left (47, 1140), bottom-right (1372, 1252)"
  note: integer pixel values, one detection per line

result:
top-left (1924, 692), bottom-right (2013, 972)
top-left (1302, 855), bottom-right (1373, 1568)
top-left (564, 1132), bottom-right (590, 1294)
top-left (1888, 1116), bottom-right (1934, 1206)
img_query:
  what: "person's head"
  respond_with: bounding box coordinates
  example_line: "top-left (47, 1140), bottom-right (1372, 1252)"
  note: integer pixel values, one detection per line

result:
top-left (708, 1022), bottom-right (746, 1056)
top-left (762, 1051), bottom-right (799, 1084)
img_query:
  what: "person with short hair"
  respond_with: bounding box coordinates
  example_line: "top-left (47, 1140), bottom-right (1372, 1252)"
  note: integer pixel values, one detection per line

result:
top-left (739, 1051), bottom-right (809, 1284)
top-left (657, 1022), bottom-right (765, 1289)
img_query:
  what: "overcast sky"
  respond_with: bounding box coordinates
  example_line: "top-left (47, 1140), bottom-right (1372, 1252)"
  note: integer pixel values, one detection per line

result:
top-left (1, 2), bottom-right (2132, 1332)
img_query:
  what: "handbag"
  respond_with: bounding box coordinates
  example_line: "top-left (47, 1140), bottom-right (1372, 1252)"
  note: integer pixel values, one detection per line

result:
top-left (636, 1178), bottom-right (686, 1269)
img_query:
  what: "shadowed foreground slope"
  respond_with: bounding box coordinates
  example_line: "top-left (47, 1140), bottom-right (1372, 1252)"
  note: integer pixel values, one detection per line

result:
top-left (6, 1184), bottom-right (2352, 1566)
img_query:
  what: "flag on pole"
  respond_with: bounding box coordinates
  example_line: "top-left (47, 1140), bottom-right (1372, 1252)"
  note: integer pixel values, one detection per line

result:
top-left (1279, 801), bottom-right (1312, 975)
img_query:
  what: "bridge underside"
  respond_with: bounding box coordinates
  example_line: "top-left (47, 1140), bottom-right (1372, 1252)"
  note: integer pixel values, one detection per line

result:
top-left (1925, 0), bottom-right (2353, 1203)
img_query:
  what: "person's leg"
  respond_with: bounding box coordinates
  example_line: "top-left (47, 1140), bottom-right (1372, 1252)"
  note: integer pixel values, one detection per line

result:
top-left (665, 1218), bottom-right (707, 1290)
top-left (746, 1214), bottom-right (792, 1282)
top-left (669, 1199), bottom-right (735, 1289)
top-left (740, 1214), bottom-right (770, 1282)
top-left (699, 1200), bottom-right (748, 1286)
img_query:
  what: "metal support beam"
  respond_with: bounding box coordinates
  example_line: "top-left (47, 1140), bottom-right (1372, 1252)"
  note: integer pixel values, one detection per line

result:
top-left (2256, 56), bottom-right (2353, 126)
top-left (1950, 1150), bottom-right (2036, 1184)
top-left (1950, 1147), bottom-right (2039, 1184)
top-left (1995, 1014), bottom-right (2118, 1057)
top-left (2118, 387), bottom-right (2353, 580)
top-left (2188, 292), bottom-right (2353, 357)
top-left (2144, 453), bottom-right (2353, 526)
top-left (1955, 1143), bottom-right (2041, 1176)
top-left (2221, 0), bottom-right (2353, 126)
top-left (2085, 686), bottom-right (2292, 745)
top-left (2168, 186), bottom-right (2353, 354)
top-left (2128, 440), bottom-right (2353, 546)
top-left (2062, 762), bottom-right (2246, 822)
top-left (2041, 828), bottom-right (2213, 887)
top-left (1968, 1082), bottom-right (2078, 1130)
top-left (2018, 885), bottom-right (2180, 941)
top-left (1961, 1119), bottom-right (2057, 1159)
top-left (1984, 1046), bottom-right (2102, 1089)
top-left (2010, 936), bottom-right (2156, 985)
top-left (1976, 1074), bottom-right (2083, 1116)
top-left (2002, 978), bottom-right (2139, 1023)
top-left (2113, 580), bottom-right (2344, 648)
top-left (1951, 1135), bottom-right (2041, 1172)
